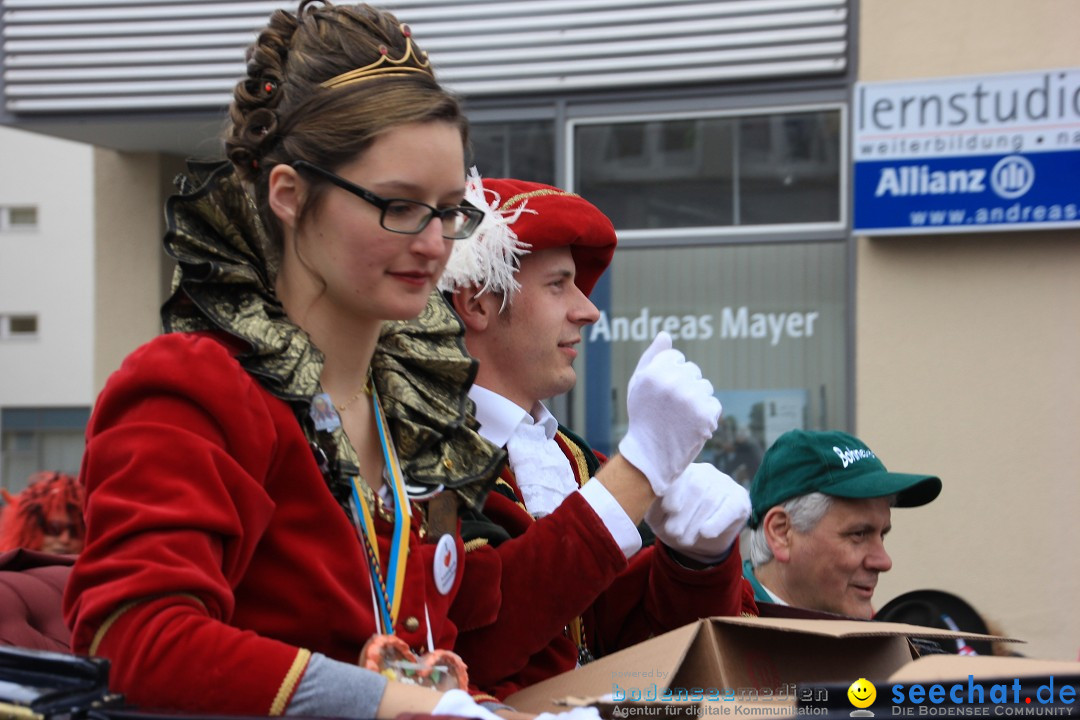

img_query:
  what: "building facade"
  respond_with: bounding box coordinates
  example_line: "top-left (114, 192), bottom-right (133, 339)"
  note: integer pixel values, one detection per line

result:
top-left (0, 124), bottom-right (93, 489)
top-left (1, 0), bottom-right (1077, 659)
top-left (855, 0), bottom-right (1080, 664)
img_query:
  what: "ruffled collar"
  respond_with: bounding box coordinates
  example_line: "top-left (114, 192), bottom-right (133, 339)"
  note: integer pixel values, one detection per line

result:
top-left (160, 159), bottom-right (503, 512)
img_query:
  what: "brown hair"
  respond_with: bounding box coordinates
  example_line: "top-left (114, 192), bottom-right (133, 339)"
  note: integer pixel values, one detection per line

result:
top-left (225, 0), bottom-right (469, 250)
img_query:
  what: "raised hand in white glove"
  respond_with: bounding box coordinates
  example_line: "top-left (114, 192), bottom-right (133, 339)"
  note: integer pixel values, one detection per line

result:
top-left (432, 690), bottom-right (602, 720)
top-left (617, 332), bottom-right (722, 496)
top-left (644, 462), bottom-right (751, 564)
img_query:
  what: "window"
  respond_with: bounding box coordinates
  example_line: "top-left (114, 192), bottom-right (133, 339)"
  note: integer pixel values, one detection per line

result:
top-left (578, 242), bottom-right (849, 469)
top-left (572, 107), bottom-right (844, 235)
top-left (465, 100), bottom-right (851, 450)
top-left (0, 205), bottom-right (38, 232)
top-left (1, 407), bottom-right (90, 492)
top-left (0, 314), bottom-right (39, 340)
top-left (468, 121), bottom-right (555, 185)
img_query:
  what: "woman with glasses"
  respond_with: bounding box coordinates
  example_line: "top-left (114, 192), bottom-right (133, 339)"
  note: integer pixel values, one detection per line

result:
top-left (62, 3), bottom-right (542, 718)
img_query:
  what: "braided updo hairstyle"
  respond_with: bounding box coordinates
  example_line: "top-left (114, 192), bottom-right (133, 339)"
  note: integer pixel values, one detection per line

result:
top-left (225, 0), bottom-right (468, 251)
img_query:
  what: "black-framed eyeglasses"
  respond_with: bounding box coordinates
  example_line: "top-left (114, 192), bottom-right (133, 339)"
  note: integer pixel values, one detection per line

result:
top-left (292, 160), bottom-right (484, 240)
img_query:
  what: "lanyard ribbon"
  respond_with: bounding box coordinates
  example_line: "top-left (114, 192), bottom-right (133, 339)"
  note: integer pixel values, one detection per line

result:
top-left (349, 381), bottom-right (411, 634)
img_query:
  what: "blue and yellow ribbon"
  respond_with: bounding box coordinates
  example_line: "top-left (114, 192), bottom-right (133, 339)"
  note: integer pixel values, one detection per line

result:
top-left (349, 381), bottom-right (411, 633)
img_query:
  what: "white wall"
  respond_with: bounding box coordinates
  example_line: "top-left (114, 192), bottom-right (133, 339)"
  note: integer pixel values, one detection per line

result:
top-left (0, 125), bottom-right (94, 406)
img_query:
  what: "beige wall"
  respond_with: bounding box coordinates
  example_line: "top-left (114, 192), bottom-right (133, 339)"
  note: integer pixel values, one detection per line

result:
top-left (860, 0), bottom-right (1079, 81)
top-left (92, 151), bottom-right (183, 393)
top-left (858, 1), bottom-right (1080, 660)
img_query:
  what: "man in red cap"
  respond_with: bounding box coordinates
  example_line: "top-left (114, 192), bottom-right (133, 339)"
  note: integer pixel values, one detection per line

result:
top-left (441, 174), bottom-right (757, 701)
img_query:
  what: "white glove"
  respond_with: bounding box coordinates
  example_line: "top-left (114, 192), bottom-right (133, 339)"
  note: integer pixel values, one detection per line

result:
top-left (432, 689), bottom-right (503, 720)
top-left (617, 332), bottom-right (722, 496)
top-left (432, 691), bottom-right (601, 720)
top-left (537, 708), bottom-right (603, 720)
top-left (644, 463), bottom-right (750, 564)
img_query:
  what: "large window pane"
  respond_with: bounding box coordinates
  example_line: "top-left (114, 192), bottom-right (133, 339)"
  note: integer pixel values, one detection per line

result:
top-left (578, 242), bottom-right (848, 475)
top-left (739, 112), bottom-right (841, 224)
top-left (468, 121), bottom-right (555, 185)
top-left (574, 109), bottom-right (840, 230)
top-left (576, 118), bottom-right (734, 229)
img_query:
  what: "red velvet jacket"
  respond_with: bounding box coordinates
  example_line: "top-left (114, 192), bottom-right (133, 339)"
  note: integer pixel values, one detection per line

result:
top-left (64, 333), bottom-right (466, 715)
top-left (450, 430), bottom-right (758, 700)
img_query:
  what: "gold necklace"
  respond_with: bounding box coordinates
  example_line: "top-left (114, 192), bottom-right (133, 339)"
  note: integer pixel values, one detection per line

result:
top-left (334, 374), bottom-right (373, 413)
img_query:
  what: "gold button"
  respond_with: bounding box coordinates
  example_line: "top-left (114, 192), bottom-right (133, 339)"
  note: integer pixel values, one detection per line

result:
top-left (443, 458), bottom-right (454, 470)
top-left (404, 616), bottom-right (420, 632)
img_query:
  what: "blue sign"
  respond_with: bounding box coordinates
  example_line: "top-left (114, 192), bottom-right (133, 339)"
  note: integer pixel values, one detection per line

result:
top-left (854, 150), bottom-right (1080, 234)
top-left (853, 69), bottom-right (1080, 234)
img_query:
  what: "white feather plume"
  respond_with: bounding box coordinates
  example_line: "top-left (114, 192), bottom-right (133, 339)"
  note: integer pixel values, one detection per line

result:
top-left (437, 166), bottom-right (534, 308)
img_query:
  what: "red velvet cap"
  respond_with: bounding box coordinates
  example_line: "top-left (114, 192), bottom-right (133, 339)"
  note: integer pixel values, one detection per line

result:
top-left (478, 178), bottom-right (616, 297)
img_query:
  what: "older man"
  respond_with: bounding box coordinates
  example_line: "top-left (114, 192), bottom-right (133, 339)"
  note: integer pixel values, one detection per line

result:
top-left (441, 175), bottom-right (755, 701)
top-left (743, 429), bottom-right (941, 619)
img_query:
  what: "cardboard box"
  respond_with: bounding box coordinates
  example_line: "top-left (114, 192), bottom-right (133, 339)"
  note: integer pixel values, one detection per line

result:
top-left (505, 616), bottom-right (1013, 717)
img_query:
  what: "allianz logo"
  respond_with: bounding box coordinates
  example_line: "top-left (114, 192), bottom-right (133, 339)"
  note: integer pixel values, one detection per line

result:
top-left (874, 155), bottom-right (1035, 200)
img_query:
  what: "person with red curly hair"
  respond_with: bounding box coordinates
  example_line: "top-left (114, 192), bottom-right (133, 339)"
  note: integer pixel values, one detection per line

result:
top-left (0, 471), bottom-right (85, 555)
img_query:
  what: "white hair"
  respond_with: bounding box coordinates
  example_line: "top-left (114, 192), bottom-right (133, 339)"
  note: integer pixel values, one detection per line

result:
top-left (748, 492), bottom-right (833, 568)
top-left (748, 491), bottom-right (899, 567)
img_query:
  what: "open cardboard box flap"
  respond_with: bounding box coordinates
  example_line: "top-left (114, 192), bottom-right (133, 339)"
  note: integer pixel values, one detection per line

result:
top-left (505, 622), bottom-right (703, 714)
top-left (505, 616), bottom-right (1014, 715)
top-left (705, 615), bottom-right (1011, 640)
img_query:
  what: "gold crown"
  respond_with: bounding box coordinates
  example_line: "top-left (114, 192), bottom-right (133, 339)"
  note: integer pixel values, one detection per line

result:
top-left (320, 24), bottom-right (431, 89)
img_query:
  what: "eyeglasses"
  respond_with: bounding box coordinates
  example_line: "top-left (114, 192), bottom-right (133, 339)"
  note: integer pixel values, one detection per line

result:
top-left (42, 520), bottom-right (79, 537)
top-left (292, 161), bottom-right (484, 240)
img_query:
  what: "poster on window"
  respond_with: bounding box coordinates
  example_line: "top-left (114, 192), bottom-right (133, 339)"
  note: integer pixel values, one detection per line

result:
top-left (698, 389), bottom-right (808, 488)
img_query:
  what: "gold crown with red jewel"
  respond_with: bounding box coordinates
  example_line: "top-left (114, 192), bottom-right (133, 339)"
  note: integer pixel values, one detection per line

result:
top-left (320, 23), bottom-right (431, 89)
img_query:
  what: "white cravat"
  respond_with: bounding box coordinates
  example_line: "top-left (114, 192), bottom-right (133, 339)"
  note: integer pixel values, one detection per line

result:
top-left (505, 420), bottom-right (579, 518)
top-left (469, 387), bottom-right (641, 557)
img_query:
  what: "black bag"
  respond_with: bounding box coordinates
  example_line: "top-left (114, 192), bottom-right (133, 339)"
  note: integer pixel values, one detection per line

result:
top-left (0, 645), bottom-right (125, 719)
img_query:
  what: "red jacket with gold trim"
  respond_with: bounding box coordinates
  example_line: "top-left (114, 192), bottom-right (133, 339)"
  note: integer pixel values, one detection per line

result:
top-left (450, 428), bottom-right (758, 701)
top-left (63, 333), bottom-right (466, 715)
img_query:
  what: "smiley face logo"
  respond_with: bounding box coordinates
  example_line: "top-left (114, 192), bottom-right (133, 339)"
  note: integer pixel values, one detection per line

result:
top-left (847, 678), bottom-right (877, 709)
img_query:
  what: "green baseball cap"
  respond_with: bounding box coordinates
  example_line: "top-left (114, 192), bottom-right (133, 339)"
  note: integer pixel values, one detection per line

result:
top-left (748, 429), bottom-right (941, 528)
